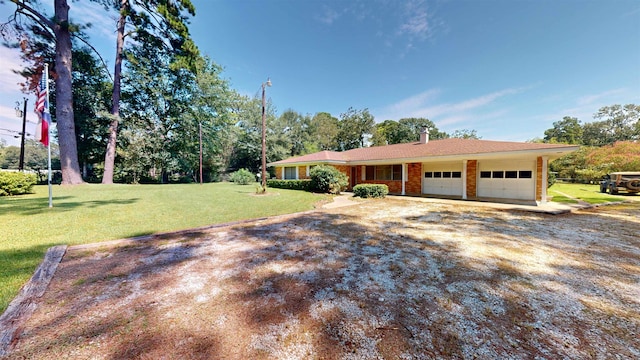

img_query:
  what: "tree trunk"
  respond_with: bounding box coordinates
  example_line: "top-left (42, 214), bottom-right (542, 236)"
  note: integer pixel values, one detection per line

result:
top-left (54, 0), bottom-right (84, 184)
top-left (102, 0), bottom-right (127, 184)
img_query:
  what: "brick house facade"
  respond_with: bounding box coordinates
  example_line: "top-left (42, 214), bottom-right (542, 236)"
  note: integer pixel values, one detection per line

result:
top-left (270, 138), bottom-right (577, 205)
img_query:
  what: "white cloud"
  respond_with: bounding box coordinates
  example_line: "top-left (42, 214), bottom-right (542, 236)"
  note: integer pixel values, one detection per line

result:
top-left (577, 89), bottom-right (626, 106)
top-left (375, 87), bottom-right (526, 121)
top-left (0, 48), bottom-right (27, 96)
top-left (316, 6), bottom-right (341, 25)
top-left (400, 10), bottom-right (430, 36)
top-left (397, 0), bottom-right (444, 42)
top-left (72, 1), bottom-right (118, 41)
top-left (384, 88), bottom-right (441, 114)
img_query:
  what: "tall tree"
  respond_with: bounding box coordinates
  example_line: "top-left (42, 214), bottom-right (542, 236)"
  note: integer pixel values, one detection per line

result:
top-left (371, 119), bottom-right (415, 146)
top-left (189, 56), bottom-right (236, 181)
top-left (118, 30), bottom-right (197, 183)
top-left (582, 104), bottom-right (639, 146)
top-left (309, 112), bottom-right (339, 151)
top-left (398, 118), bottom-right (448, 141)
top-left (98, 0), bottom-right (199, 184)
top-left (543, 116), bottom-right (583, 144)
top-left (72, 46), bottom-right (112, 180)
top-left (450, 129), bottom-right (481, 139)
top-left (229, 95), bottom-right (281, 173)
top-left (2, 0), bottom-right (84, 184)
top-left (278, 110), bottom-right (314, 156)
top-left (336, 107), bottom-right (375, 150)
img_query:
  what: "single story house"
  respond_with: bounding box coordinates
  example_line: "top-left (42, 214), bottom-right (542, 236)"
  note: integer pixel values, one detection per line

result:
top-left (269, 131), bottom-right (579, 205)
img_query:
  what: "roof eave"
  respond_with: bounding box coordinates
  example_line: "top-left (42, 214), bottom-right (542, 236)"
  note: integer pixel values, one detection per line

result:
top-left (267, 160), bottom-right (348, 167)
top-left (346, 146), bottom-right (580, 165)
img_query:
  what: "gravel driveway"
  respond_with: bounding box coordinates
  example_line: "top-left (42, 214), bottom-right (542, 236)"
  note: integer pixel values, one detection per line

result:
top-left (3, 198), bottom-right (639, 359)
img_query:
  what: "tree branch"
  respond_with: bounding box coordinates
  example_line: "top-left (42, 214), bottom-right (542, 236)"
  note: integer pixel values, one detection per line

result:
top-left (9, 0), bottom-right (55, 31)
top-left (71, 33), bottom-right (113, 82)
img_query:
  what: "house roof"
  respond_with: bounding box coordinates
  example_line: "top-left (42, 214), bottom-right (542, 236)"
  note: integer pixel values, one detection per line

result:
top-left (269, 139), bottom-right (579, 166)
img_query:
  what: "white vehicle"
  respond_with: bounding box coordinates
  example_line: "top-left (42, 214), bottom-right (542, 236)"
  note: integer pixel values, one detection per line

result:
top-left (600, 172), bottom-right (640, 194)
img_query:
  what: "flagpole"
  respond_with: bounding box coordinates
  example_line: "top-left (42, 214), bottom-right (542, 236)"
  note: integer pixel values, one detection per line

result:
top-left (44, 64), bottom-right (52, 208)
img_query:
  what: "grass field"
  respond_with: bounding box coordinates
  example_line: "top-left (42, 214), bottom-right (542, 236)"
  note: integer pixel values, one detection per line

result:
top-left (0, 183), bottom-right (329, 313)
top-left (549, 182), bottom-right (638, 204)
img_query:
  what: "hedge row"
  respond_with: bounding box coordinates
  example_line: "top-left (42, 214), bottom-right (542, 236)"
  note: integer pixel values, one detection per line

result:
top-left (267, 179), bottom-right (311, 191)
top-left (0, 171), bottom-right (37, 196)
top-left (353, 184), bottom-right (389, 198)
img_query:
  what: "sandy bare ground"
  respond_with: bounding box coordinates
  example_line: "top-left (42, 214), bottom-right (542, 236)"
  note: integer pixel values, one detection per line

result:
top-left (3, 198), bottom-right (639, 359)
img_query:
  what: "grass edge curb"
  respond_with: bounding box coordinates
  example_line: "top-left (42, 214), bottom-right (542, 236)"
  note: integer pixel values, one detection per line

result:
top-left (0, 245), bottom-right (67, 356)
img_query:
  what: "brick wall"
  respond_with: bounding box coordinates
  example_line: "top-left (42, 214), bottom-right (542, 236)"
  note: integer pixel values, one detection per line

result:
top-left (466, 160), bottom-right (477, 198)
top-left (298, 166), bottom-right (310, 179)
top-left (536, 157), bottom-right (543, 201)
top-left (406, 163), bottom-right (422, 194)
top-left (275, 166), bottom-right (283, 180)
top-left (344, 163), bottom-right (422, 194)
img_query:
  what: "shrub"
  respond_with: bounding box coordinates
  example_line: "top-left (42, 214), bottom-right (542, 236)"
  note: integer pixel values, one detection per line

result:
top-left (229, 169), bottom-right (256, 185)
top-left (267, 179), bottom-right (311, 191)
top-left (310, 165), bottom-right (348, 194)
top-left (0, 171), bottom-right (37, 196)
top-left (353, 184), bottom-right (389, 198)
top-left (548, 172), bottom-right (557, 188)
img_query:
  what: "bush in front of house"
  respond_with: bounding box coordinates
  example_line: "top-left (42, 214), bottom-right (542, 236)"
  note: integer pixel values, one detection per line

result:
top-left (353, 184), bottom-right (389, 198)
top-left (310, 165), bottom-right (348, 194)
top-left (267, 179), bottom-right (311, 191)
top-left (0, 171), bottom-right (37, 196)
top-left (229, 168), bottom-right (256, 185)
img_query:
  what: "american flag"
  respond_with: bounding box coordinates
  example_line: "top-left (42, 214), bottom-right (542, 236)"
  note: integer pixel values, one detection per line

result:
top-left (34, 75), bottom-right (50, 146)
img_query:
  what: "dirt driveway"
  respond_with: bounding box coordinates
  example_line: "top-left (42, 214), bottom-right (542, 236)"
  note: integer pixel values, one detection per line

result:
top-left (3, 199), bottom-right (640, 359)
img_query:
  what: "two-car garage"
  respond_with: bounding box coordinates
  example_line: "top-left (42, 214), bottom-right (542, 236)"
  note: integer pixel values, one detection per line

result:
top-left (422, 159), bottom-right (537, 201)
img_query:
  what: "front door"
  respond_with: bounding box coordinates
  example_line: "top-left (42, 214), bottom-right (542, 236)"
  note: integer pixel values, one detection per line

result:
top-left (350, 167), bottom-right (357, 189)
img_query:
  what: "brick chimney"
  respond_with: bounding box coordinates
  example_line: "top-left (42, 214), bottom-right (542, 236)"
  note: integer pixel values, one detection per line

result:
top-left (420, 128), bottom-right (429, 144)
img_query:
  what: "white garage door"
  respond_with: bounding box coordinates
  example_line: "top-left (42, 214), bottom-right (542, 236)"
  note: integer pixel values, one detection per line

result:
top-left (477, 160), bottom-right (535, 200)
top-left (422, 162), bottom-right (463, 196)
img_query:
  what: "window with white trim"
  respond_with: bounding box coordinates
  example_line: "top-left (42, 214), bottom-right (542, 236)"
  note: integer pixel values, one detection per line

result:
top-left (365, 165), bottom-right (402, 180)
top-left (284, 166), bottom-right (297, 180)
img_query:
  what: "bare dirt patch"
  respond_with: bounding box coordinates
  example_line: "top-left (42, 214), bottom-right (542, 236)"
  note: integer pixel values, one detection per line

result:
top-left (3, 199), bottom-right (640, 359)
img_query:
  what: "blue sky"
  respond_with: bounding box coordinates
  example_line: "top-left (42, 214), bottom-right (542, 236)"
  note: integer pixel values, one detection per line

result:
top-left (1, 0), bottom-right (639, 146)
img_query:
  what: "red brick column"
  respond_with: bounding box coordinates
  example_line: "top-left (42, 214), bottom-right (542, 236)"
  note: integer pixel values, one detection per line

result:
top-left (466, 160), bottom-right (477, 198)
top-left (406, 163), bottom-right (422, 195)
top-left (536, 157), bottom-right (543, 201)
top-left (298, 166), bottom-right (310, 179)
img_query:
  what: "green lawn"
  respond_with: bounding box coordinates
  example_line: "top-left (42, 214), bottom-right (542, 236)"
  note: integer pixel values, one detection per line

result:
top-left (0, 183), bottom-right (329, 313)
top-left (548, 182), bottom-right (638, 204)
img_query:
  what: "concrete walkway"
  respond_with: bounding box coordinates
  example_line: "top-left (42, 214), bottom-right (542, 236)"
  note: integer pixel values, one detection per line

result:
top-left (322, 192), bottom-right (589, 214)
top-left (385, 195), bottom-right (586, 214)
top-left (322, 193), bottom-right (358, 209)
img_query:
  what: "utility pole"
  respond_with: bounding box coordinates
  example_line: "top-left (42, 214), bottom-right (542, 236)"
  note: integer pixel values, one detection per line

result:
top-left (199, 122), bottom-right (203, 185)
top-left (261, 78), bottom-right (271, 192)
top-left (18, 98), bottom-right (28, 171)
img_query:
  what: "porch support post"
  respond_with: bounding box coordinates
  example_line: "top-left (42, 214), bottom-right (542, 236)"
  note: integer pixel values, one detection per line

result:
top-left (462, 160), bottom-right (468, 199)
top-left (541, 156), bottom-right (548, 203)
top-left (402, 163), bottom-right (407, 195)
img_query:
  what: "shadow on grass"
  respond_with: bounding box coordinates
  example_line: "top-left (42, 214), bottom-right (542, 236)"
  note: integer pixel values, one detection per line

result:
top-left (0, 196), bottom-right (140, 216)
top-left (0, 243), bottom-right (58, 313)
top-left (5, 202), bottom-right (640, 358)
